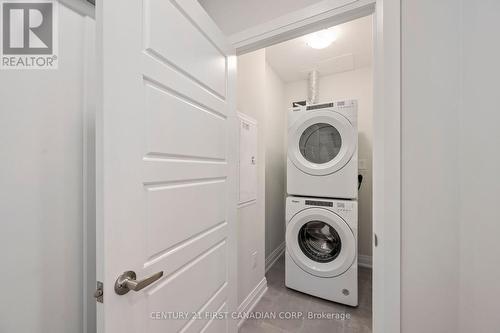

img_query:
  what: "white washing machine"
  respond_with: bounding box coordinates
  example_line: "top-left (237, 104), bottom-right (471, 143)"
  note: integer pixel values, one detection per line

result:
top-left (285, 196), bottom-right (358, 306)
top-left (287, 100), bottom-right (358, 199)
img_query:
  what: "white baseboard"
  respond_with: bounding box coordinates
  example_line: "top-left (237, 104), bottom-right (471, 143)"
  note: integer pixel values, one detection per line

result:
top-left (237, 277), bottom-right (268, 327)
top-left (358, 254), bottom-right (372, 269)
top-left (265, 242), bottom-right (285, 273)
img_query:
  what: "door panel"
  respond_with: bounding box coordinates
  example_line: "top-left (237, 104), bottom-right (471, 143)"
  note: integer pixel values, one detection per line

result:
top-left (145, 0), bottom-right (227, 97)
top-left (147, 242), bottom-right (228, 333)
top-left (144, 81), bottom-right (227, 160)
top-left (145, 180), bottom-right (226, 258)
top-left (97, 0), bottom-right (237, 332)
top-left (201, 306), bottom-right (229, 333)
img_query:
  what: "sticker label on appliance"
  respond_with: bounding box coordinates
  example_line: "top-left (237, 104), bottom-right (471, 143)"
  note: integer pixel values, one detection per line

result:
top-left (337, 202), bottom-right (353, 212)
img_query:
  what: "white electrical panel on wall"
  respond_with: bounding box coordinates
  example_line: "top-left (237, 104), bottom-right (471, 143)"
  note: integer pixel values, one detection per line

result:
top-left (238, 113), bottom-right (258, 204)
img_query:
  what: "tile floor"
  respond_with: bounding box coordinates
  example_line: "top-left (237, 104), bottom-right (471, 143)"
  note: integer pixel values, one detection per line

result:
top-left (239, 255), bottom-right (372, 333)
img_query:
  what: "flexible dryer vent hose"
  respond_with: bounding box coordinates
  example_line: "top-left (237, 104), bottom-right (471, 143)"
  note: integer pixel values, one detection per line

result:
top-left (307, 70), bottom-right (319, 105)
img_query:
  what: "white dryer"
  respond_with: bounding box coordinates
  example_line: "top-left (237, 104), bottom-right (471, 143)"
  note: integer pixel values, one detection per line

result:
top-left (287, 100), bottom-right (358, 199)
top-left (285, 196), bottom-right (358, 306)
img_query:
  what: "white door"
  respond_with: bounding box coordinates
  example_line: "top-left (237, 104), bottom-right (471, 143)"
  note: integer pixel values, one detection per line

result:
top-left (96, 0), bottom-right (237, 332)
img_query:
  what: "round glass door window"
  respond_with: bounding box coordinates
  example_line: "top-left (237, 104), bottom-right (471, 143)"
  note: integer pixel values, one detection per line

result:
top-left (299, 123), bottom-right (342, 164)
top-left (298, 221), bottom-right (342, 263)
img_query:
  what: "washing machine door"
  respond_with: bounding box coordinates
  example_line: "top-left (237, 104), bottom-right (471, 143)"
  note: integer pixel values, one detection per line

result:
top-left (288, 110), bottom-right (356, 176)
top-left (286, 207), bottom-right (356, 278)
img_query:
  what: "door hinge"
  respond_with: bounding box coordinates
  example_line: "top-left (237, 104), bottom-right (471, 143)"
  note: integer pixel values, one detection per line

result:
top-left (374, 233), bottom-right (379, 247)
top-left (94, 281), bottom-right (103, 303)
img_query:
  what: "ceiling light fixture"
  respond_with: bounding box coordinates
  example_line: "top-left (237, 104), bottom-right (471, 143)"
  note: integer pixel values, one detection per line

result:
top-left (305, 28), bottom-right (338, 49)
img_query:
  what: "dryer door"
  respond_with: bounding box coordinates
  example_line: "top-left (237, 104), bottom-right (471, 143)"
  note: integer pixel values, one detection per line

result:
top-left (286, 207), bottom-right (356, 278)
top-left (288, 110), bottom-right (356, 176)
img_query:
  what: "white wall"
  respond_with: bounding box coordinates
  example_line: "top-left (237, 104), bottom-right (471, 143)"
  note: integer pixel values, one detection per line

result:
top-left (401, 0), bottom-right (461, 331)
top-left (236, 50), bottom-right (267, 306)
top-left (284, 67), bottom-right (373, 258)
top-left (0, 3), bottom-right (95, 333)
top-left (402, 2), bottom-right (500, 332)
top-left (458, 1), bottom-right (500, 332)
top-left (264, 62), bottom-right (286, 264)
top-left (199, 0), bottom-right (324, 36)
top-left (237, 51), bottom-right (288, 306)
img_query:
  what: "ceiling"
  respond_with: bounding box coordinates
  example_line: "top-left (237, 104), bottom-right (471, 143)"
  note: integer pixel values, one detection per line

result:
top-left (265, 15), bottom-right (373, 83)
top-left (199, 0), bottom-right (323, 36)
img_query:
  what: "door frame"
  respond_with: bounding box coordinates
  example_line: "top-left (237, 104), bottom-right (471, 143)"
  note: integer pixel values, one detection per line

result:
top-left (229, 1), bottom-right (401, 332)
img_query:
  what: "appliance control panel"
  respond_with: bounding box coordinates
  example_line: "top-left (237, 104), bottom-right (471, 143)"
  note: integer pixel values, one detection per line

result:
top-left (291, 99), bottom-right (357, 112)
top-left (305, 199), bottom-right (333, 207)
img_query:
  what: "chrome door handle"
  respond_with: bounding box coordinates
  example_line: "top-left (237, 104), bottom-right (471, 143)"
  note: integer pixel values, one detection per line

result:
top-left (114, 270), bottom-right (163, 295)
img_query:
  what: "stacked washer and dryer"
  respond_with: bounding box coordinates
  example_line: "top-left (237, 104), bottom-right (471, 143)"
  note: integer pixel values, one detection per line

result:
top-left (285, 100), bottom-right (359, 306)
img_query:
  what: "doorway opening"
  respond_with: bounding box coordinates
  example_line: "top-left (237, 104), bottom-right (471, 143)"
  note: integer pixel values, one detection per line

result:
top-left (231, 14), bottom-right (374, 333)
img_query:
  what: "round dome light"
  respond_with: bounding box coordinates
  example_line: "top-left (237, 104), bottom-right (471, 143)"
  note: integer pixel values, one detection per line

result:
top-left (305, 28), bottom-right (338, 49)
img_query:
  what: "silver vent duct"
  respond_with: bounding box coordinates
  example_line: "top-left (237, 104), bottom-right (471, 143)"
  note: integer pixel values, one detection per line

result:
top-left (307, 70), bottom-right (319, 105)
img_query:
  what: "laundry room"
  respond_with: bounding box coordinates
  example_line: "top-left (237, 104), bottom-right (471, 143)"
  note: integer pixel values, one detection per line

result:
top-left (233, 14), bottom-right (374, 333)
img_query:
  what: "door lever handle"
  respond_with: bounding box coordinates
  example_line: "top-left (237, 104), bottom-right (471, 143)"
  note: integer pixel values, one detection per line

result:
top-left (114, 270), bottom-right (163, 295)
